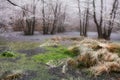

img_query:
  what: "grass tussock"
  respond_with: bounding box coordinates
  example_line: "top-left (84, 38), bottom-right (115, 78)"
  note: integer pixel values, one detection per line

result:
top-left (39, 40), bottom-right (60, 47)
top-left (0, 70), bottom-right (24, 80)
top-left (67, 38), bottom-right (120, 76)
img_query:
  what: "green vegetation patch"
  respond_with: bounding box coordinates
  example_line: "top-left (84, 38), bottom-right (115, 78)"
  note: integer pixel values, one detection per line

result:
top-left (0, 58), bottom-right (58, 80)
top-left (0, 51), bottom-right (19, 58)
top-left (32, 46), bottom-right (74, 63)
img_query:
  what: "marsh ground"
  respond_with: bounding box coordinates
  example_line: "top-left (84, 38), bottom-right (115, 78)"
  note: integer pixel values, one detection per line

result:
top-left (0, 32), bottom-right (120, 80)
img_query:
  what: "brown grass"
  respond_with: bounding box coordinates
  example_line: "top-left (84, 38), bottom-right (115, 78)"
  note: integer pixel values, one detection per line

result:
top-left (66, 38), bottom-right (120, 76)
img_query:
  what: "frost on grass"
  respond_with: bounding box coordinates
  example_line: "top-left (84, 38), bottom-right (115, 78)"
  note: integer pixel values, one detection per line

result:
top-left (39, 40), bottom-right (60, 48)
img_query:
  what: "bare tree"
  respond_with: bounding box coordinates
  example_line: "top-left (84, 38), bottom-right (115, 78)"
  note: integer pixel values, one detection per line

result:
top-left (48, 0), bottom-right (66, 34)
top-left (7, 0), bottom-right (32, 13)
top-left (83, 0), bottom-right (90, 36)
top-left (77, 0), bottom-right (90, 37)
top-left (41, 0), bottom-right (49, 34)
top-left (7, 0), bottom-right (38, 35)
top-left (57, 5), bottom-right (67, 33)
top-left (0, 22), bottom-right (7, 33)
top-left (77, 0), bottom-right (82, 36)
top-left (104, 0), bottom-right (119, 39)
top-left (22, 2), bottom-right (36, 35)
top-left (93, 0), bottom-right (103, 38)
top-left (50, 0), bottom-right (60, 34)
top-left (93, 0), bottom-right (119, 39)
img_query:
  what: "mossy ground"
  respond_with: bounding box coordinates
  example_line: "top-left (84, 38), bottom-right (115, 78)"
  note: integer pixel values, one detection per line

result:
top-left (0, 41), bottom-right (74, 80)
top-left (32, 46), bottom-right (75, 63)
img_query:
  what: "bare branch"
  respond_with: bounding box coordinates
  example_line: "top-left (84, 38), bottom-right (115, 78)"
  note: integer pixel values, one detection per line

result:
top-left (6, 0), bottom-right (32, 13)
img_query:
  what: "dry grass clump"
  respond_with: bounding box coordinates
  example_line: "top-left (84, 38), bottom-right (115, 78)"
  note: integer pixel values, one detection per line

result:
top-left (66, 36), bottom-right (84, 41)
top-left (79, 38), bottom-right (103, 51)
top-left (90, 62), bottom-right (120, 76)
top-left (67, 38), bottom-right (120, 76)
top-left (0, 70), bottom-right (24, 80)
top-left (67, 59), bottom-right (78, 68)
top-left (76, 53), bottom-right (97, 68)
top-left (39, 40), bottom-right (60, 47)
top-left (105, 43), bottom-right (120, 53)
top-left (68, 44), bottom-right (93, 56)
top-left (68, 45), bottom-right (81, 56)
top-left (51, 36), bottom-right (85, 42)
top-left (51, 36), bottom-right (64, 42)
top-left (94, 49), bottom-right (119, 62)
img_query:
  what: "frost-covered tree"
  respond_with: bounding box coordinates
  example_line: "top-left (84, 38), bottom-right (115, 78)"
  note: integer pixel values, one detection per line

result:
top-left (7, 0), bottom-right (39, 35)
top-left (77, 0), bottom-right (91, 37)
top-left (93, 0), bottom-right (119, 39)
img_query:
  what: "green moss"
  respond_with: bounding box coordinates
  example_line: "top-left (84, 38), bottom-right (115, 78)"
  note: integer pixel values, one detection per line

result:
top-left (32, 46), bottom-right (74, 63)
top-left (46, 46), bottom-right (77, 57)
top-left (1, 51), bottom-right (16, 57)
top-left (33, 53), bottom-right (68, 63)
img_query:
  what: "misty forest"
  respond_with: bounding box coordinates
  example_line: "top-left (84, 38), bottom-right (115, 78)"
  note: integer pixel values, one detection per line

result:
top-left (0, 0), bottom-right (120, 80)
